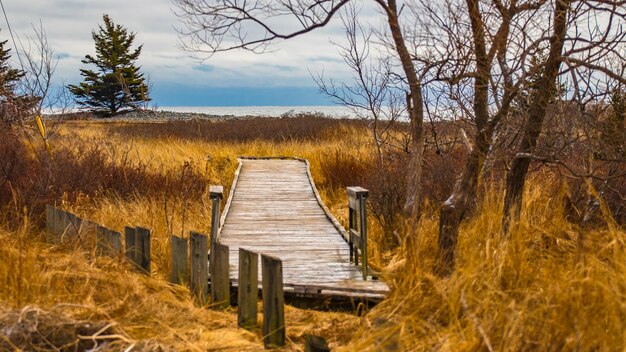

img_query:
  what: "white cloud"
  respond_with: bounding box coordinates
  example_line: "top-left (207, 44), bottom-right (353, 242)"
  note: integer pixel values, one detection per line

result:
top-left (0, 0), bottom-right (363, 89)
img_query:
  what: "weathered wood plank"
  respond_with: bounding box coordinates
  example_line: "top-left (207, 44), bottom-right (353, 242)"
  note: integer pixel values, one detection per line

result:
top-left (45, 205), bottom-right (56, 242)
top-left (170, 235), bottom-right (188, 285)
top-left (190, 231), bottom-right (208, 304)
top-left (210, 242), bottom-right (230, 309)
top-left (136, 227), bottom-right (151, 274)
top-left (54, 208), bottom-right (65, 239)
top-left (108, 230), bottom-right (122, 255)
top-left (262, 254), bottom-right (285, 348)
top-left (238, 248), bottom-right (258, 329)
top-left (79, 219), bottom-right (97, 239)
top-left (124, 226), bottom-right (137, 266)
top-left (96, 225), bottom-right (108, 256)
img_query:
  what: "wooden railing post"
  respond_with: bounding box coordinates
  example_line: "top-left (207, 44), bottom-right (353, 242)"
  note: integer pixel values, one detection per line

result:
top-left (262, 254), bottom-right (285, 348)
top-left (190, 231), bottom-right (209, 304)
top-left (238, 248), bottom-right (258, 329)
top-left (209, 185), bottom-right (224, 303)
top-left (209, 185), bottom-right (224, 247)
top-left (358, 189), bottom-right (369, 280)
top-left (170, 235), bottom-right (189, 285)
top-left (347, 186), bottom-right (369, 280)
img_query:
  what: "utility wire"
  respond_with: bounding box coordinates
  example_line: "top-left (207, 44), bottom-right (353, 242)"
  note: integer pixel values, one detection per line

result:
top-left (0, 0), bottom-right (24, 70)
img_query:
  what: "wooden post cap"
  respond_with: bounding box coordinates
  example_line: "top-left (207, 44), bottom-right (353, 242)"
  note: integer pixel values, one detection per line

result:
top-left (347, 186), bottom-right (369, 198)
top-left (210, 185), bottom-right (224, 199)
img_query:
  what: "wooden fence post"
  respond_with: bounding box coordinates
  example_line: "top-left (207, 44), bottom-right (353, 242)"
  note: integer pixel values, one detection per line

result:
top-left (170, 235), bottom-right (189, 285)
top-left (304, 335), bottom-right (330, 352)
top-left (262, 254), bottom-right (285, 348)
top-left (211, 242), bottom-right (230, 309)
top-left (54, 208), bottom-right (66, 240)
top-left (124, 226), bottom-right (137, 266)
top-left (108, 230), bottom-right (122, 255)
top-left (67, 212), bottom-right (78, 237)
top-left (209, 185), bottom-right (224, 247)
top-left (45, 205), bottom-right (56, 242)
top-left (238, 248), bottom-right (258, 329)
top-left (190, 231), bottom-right (208, 304)
top-left (96, 225), bottom-right (108, 255)
top-left (96, 226), bottom-right (121, 257)
top-left (136, 227), bottom-right (151, 274)
top-left (80, 220), bottom-right (97, 240)
top-left (60, 210), bottom-right (70, 240)
top-left (70, 213), bottom-right (84, 241)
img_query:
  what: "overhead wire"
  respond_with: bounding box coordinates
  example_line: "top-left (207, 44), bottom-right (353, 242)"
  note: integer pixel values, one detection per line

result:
top-left (0, 0), bottom-right (24, 70)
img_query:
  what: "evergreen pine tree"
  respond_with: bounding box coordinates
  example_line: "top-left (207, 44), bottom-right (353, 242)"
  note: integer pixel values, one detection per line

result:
top-left (68, 15), bottom-right (150, 116)
top-left (0, 31), bottom-right (31, 124)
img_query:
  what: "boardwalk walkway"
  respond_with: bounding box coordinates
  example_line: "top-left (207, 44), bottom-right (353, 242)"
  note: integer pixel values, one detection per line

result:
top-left (218, 158), bottom-right (389, 299)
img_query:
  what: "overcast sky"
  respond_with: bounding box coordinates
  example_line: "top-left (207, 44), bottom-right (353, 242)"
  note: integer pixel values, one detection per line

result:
top-left (0, 0), bottom-right (372, 106)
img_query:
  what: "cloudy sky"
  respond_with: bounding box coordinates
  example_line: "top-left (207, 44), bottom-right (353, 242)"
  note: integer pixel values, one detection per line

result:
top-left (0, 0), bottom-right (374, 107)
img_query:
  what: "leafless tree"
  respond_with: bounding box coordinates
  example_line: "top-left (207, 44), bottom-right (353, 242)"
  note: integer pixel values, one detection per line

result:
top-left (173, 0), bottom-right (626, 275)
top-left (17, 22), bottom-right (57, 116)
top-left (365, 0), bottom-right (551, 274)
top-left (315, 4), bottom-right (410, 163)
top-left (173, 0), bottom-right (429, 253)
top-left (502, 0), bottom-right (626, 232)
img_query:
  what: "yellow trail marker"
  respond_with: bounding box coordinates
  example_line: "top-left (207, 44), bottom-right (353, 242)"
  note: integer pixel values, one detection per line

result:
top-left (36, 115), bottom-right (53, 160)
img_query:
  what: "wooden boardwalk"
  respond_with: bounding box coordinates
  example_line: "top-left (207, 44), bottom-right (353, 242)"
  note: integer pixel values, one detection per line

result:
top-left (218, 158), bottom-right (389, 299)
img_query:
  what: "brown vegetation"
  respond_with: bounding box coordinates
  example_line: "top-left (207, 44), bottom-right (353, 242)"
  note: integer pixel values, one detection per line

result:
top-left (0, 114), bottom-right (625, 350)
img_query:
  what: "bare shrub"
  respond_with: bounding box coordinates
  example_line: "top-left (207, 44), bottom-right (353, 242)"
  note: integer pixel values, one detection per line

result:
top-left (0, 133), bottom-right (206, 229)
top-left (107, 115), bottom-right (369, 143)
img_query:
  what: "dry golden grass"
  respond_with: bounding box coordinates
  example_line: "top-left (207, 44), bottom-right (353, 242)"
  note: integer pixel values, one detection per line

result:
top-left (2, 119), bottom-right (625, 351)
top-left (347, 175), bottom-right (626, 351)
top-left (0, 120), bottom-right (371, 351)
top-left (0, 223), bottom-right (360, 351)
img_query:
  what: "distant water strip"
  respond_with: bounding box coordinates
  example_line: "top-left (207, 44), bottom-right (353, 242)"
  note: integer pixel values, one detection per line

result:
top-left (158, 105), bottom-right (357, 118)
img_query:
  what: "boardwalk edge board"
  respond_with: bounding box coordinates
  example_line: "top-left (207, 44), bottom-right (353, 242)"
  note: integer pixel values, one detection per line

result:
top-left (218, 158), bottom-right (243, 242)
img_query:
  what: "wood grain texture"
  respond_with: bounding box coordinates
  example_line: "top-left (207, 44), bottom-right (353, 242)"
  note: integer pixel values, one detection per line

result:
top-left (219, 159), bottom-right (388, 299)
top-left (136, 227), bottom-right (151, 274)
top-left (210, 242), bottom-right (230, 309)
top-left (190, 231), bottom-right (208, 304)
top-left (262, 254), bottom-right (285, 348)
top-left (45, 205), bottom-right (56, 243)
top-left (124, 226), bottom-right (138, 266)
top-left (170, 235), bottom-right (188, 285)
top-left (238, 248), bottom-right (258, 329)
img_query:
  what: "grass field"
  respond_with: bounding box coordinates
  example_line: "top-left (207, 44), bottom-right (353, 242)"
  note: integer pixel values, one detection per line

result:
top-left (1, 115), bottom-right (625, 351)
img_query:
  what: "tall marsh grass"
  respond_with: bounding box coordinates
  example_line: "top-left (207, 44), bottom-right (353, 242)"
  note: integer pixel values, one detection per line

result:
top-left (1, 117), bottom-right (624, 350)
